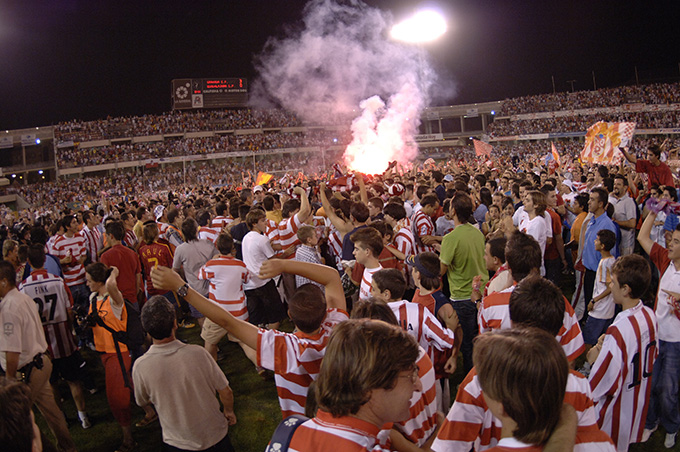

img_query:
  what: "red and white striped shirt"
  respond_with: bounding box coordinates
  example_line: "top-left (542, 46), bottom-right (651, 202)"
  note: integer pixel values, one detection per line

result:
top-left (412, 210), bottom-right (436, 254)
top-left (257, 308), bottom-right (349, 418)
top-left (289, 409), bottom-right (391, 452)
top-left (277, 213), bottom-right (304, 257)
top-left (359, 265), bottom-right (382, 300)
top-left (157, 222), bottom-right (170, 238)
top-left (389, 300), bottom-right (455, 353)
top-left (198, 255), bottom-right (249, 320)
top-left (394, 225), bottom-right (416, 258)
top-left (198, 226), bottom-right (221, 245)
top-left (478, 286), bottom-right (585, 362)
top-left (123, 229), bottom-right (138, 249)
top-left (393, 347), bottom-right (439, 446)
top-left (589, 301), bottom-right (658, 452)
top-left (19, 270), bottom-right (77, 360)
top-left (327, 227), bottom-right (343, 270)
top-left (51, 233), bottom-right (87, 286)
top-left (211, 216), bottom-right (233, 229)
top-left (81, 225), bottom-right (102, 263)
top-left (266, 219), bottom-right (281, 249)
top-left (431, 368), bottom-right (615, 452)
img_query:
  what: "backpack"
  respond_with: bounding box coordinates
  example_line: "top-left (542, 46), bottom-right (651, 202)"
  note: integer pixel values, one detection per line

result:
top-left (265, 415), bottom-right (309, 452)
top-left (89, 293), bottom-right (145, 349)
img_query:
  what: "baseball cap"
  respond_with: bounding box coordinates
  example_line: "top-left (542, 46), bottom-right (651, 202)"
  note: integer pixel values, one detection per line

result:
top-left (405, 254), bottom-right (440, 279)
top-left (443, 174), bottom-right (454, 182)
top-left (388, 183), bottom-right (405, 197)
top-left (253, 185), bottom-right (264, 193)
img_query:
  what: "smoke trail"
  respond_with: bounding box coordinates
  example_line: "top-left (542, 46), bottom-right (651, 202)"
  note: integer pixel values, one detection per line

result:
top-left (252, 0), bottom-right (440, 174)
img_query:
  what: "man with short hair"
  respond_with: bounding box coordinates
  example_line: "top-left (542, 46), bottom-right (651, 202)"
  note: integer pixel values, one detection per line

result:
top-left (134, 295), bottom-right (236, 452)
top-left (621, 144), bottom-right (674, 190)
top-left (610, 174), bottom-right (637, 256)
top-left (0, 261), bottom-right (77, 452)
top-left (81, 210), bottom-right (103, 263)
top-left (412, 194), bottom-right (439, 254)
top-left (51, 215), bottom-right (89, 309)
top-left (439, 193), bottom-right (487, 373)
top-left (100, 221), bottom-right (143, 308)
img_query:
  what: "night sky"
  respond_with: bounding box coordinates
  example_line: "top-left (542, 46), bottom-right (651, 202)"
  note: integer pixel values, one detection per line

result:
top-left (1, 0), bottom-right (678, 130)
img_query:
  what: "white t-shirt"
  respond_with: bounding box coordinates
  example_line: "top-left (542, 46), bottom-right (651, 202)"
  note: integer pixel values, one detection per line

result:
top-left (242, 231), bottom-right (276, 290)
top-left (512, 206), bottom-right (553, 239)
top-left (591, 256), bottom-right (615, 319)
top-left (519, 215), bottom-right (547, 276)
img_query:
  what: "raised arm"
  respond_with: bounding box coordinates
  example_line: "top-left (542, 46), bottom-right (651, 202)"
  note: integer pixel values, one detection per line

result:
top-left (621, 146), bottom-right (637, 165)
top-left (260, 259), bottom-right (346, 311)
top-left (319, 183), bottom-right (353, 235)
top-left (637, 211), bottom-right (656, 255)
top-left (150, 266), bottom-right (259, 349)
top-left (105, 267), bottom-right (125, 308)
top-left (293, 186), bottom-right (311, 221)
top-left (356, 171), bottom-right (369, 206)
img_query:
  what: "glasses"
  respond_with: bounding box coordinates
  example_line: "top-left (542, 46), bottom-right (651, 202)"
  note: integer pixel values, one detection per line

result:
top-left (400, 365), bottom-right (420, 384)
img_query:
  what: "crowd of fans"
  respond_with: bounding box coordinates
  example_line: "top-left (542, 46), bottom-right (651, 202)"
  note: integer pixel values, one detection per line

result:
top-left (499, 81), bottom-right (680, 115)
top-left (489, 110), bottom-right (680, 137)
top-left (56, 130), bottom-right (352, 168)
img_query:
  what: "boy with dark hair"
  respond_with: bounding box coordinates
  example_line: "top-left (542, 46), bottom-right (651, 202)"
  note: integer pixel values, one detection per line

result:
top-left (478, 231), bottom-right (584, 363)
top-left (349, 227), bottom-right (384, 300)
top-left (407, 252), bottom-right (443, 314)
top-left (294, 225), bottom-right (324, 290)
top-left (434, 276), bottom-right (615, 452)
top-left (582, 229), bottom-right (616, 351)
top-left (150, 259), bottom-right (348, 419)
top-left (587, 254), bottom-right (658, 451)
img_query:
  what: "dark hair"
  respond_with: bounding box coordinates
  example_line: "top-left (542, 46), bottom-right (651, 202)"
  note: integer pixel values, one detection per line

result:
top-left (196, 210), bottom-right (211, 227)
top-left (181, 218), bottom-right (198, 242)
top-left (85, 262), bottom-right (112, 284)
top-left (141, 295), bottom-right (176, 340)
top-left (245, 209), bottom-right (266, 230)
top-left (368, 197), bottom-right (384, 211)
top-left (450, 192), bottom-right (473, 223)
top-left (414, 252), bottom-right (442, 291)
top-left (0, 261), bottom-right (16, 287)
top-left (167, 208), bottom-right (181, 224)
top-left (370, 221), bottom-right (393, 240)
top-left (282, 199), bottom-right (301, 219)
top-left (289, 284), bottom-right (327, 333)
top-left (420, 194), bottom-right (439, 208)
top-left (215, 201), bottom-right (228, 216)
top-left (136, 206), bottom-right (148, 221)
top-left (371, 268), bottom-right (407, 300)
top-left (27, 244), bottom-right (46, 269)
top-left (350, 297), bottom-right (399, 325)
top-left (649, 145), bottom-right (662, 158)
top-left (105, 221), bottom-right (125, 241)
top-left (350, 227), bottom-right (383, 257)
top-left (142, 222), bottom-right (159, 245)
top-left (487, 237), bottom-right (507, 263)
top-left (596, 229), bottom-right (616, 252)
top-left (663, 185), bottom-right (679, 202)
top-left (506, 231), bottom-right (542, 282)
top-left (350, 202), bottom-right (370, 223)
top-left (509, 276), bottom-right (565, 336)
top-left (611, 255), bottom-right (651, 299)
top-left (591, 187), bottom-right (609, 208)
top-left (575, 193), bottom-right (589, 210)
top-left (0, 378), bottom-right (34, 452)
top-left (383, 202), bottom-right (407, 221)
top-left (29, 226), bottom-right (49, 245)
top-left (215, 232), bottom-right (234, 255)
top-left (263, 196), bottom-right (275, 211)
top-left (613, 174), bottom-right (628, 186)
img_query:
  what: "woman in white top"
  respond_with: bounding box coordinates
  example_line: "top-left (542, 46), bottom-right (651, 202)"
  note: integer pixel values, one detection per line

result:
top-left (518, 190), bottom-right (548, 276)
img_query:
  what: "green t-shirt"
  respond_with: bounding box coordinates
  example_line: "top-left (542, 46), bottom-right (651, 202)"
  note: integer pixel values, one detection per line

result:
top-left (439, 223), bottom-right (488, 300)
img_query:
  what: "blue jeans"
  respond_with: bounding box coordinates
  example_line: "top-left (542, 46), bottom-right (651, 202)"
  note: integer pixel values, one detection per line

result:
top-left (450, 299), bottom-right (478, 374)
top-left (646, 340), bottom-right (680, 433)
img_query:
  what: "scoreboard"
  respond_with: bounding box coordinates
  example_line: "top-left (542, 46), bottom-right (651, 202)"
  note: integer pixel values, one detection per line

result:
top-left (172, 78), bottom-right (248, 110)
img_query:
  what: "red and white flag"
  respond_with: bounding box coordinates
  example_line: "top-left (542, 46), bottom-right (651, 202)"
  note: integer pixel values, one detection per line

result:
top-left (581, 122), bottom-right (636, 165)
top-left (473, 139), bottom-right (493, 157)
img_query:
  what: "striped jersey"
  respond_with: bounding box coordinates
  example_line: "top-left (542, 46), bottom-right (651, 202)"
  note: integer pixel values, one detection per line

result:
top-left (478, 285), bottom-right (585, 362)
top-left (288, 409), bottom-right (390, 452)
top-left (81, 225), bottom-right (102, 263)
top-left (432, 368), bottom-right (616, 452)
top-left (277, 213), bottom-right (304, 256)
top-left (198, 255), bottom-right (249, 320)
top-left (394, 347), bottom-right (439, 446)
top-left (19, 270), bottom-right (77, 359)
top-left (359, 265), bottom-right (382, 300)
top-left (388, 300), bottom-right (455, 353)
top-left (211, 216), bottom-right (233, 229)
top-left (50, 233), bottom-right (87, 286)
top-left (412, 209), bottom-right (436, 254)
top-left (198, 226), bottom-right (221, 245)
top-left (138, 241), bottom-right (174, 296)
top-left (327, 227), bottom-right (343, 270)
top-left (257, 308), bottom-right (349, 418)
top-left (393, 225), bottom-right (416, 258)
top-left (266, 219), bottom-right (281, 249)
top-left (589, 301), bottom-right (658, 452)
top-left (157, 222), bottom-right (170, 238)
top-left (123, 229), bottom-right (138, 249)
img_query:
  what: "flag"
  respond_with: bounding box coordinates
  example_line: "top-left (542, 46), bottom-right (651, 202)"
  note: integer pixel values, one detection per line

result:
top-left (551, 142), bottom-right (561, 167)
top-left (423, 158), bottom-right (436, 168)
top-left (332, 162), bottom-right (344, 178)
top-left (255, 171), bottom-right (273, 186)
top-left (473, 139), bottom-right (493, 157)
top-left (572, 182), bottom-right (588, 193)
top-left (581, 122), bottom-right (636, 165)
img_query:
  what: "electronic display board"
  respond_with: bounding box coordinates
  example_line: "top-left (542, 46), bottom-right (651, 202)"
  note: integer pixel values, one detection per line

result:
top-left (172, 78), bottom-right (248, 110)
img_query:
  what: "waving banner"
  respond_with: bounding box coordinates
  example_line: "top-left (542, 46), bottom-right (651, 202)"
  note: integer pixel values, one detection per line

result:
top-left (580, 122), bottom-right (636, 165)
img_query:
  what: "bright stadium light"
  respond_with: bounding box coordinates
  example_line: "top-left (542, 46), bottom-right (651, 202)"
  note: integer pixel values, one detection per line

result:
top-left (390, 10), bottom-right (447, 43)
top-left (35, 138), bottom-right (40, 144)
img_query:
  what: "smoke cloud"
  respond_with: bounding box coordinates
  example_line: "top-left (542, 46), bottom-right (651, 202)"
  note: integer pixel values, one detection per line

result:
top-left (252, 0), bottom-right (442, 174)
